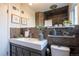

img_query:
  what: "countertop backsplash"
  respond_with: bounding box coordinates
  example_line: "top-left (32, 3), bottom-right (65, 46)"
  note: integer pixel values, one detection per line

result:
top-left (10, 28), bottom-right (21, 38)
top-left (10, 28), bottom-right (46, 38)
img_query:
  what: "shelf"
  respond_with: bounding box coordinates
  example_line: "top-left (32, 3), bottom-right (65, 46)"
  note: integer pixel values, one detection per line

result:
top-left (48, 35), bottom-right (75, 38)
top-left (47, 26), bottom-right (75, 28)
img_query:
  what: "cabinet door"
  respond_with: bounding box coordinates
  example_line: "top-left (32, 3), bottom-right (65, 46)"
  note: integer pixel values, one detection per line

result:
top-left (11, 52), bottom-right (16, 56)
top-left (11, 45), bottom-right (16, 53)
top-left (39, 12), bottom-right (44, 26)
top-left (17, 47), bottom-right (23, 56)
top-left (23, 49), bottom-right (29, 56)
top-left (52, 16), bottom-right (58, 24)
top-left (31, 52), bottom-right (41, 56)
top-left (35, 12), bottom-right (44, 26)
top-left (57, 15), bottom-right (64, 24)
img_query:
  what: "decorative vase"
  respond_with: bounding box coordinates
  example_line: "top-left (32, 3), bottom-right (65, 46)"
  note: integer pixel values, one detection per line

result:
top-left (39, 30), bottom-right (44, 41)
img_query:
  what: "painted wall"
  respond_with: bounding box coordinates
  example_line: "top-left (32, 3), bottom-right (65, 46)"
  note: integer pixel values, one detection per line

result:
top-left (9, 4), bottom-right (21, 28)
top-left (0, 3), bottom-right (36, 56)
top-left (9, 3), bottom-right (35, 28)
top-left (20, 4), bottom-right (35, 28)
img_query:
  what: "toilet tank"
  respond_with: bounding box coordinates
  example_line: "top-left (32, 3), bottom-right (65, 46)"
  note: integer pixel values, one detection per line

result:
top-left (51, 45), bottom-right (70, 56)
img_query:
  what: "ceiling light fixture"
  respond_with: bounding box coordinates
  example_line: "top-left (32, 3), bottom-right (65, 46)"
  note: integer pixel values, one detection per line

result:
top-left (50, 4), bottom-right (57, 10)
top-left (29, 3), bottom-right (32, 5)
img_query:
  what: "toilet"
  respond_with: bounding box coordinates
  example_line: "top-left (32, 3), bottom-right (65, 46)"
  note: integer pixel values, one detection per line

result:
top-left (51, 45), bottom-right (70, 56)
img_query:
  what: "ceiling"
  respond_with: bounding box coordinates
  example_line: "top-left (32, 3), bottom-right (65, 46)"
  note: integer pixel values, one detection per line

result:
top-left (27, 3), bottom-right (68, 12)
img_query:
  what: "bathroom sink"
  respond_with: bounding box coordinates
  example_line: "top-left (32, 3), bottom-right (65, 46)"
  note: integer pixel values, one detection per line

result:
top-left (10, 38), bottom-right (47, 50)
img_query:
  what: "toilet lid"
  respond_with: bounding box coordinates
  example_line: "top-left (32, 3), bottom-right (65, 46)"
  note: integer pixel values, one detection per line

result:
top-left (51, 45), bottom-right (70, 51)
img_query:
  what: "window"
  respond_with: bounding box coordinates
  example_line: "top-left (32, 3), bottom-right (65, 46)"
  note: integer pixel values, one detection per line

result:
top-left (75, 5), bottom-right (78, 25)
top-left (70, 4), bottom-right (78, 25)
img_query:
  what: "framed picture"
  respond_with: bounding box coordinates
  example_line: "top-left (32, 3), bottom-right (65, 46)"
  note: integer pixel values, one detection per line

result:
top-left (21, 17), bottom-right (27, 25)
top-left (11, 14), bottom-right (20, 24)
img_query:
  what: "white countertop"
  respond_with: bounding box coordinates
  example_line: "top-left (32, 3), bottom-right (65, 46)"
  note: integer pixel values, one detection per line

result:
top-left (47, 26), bottom-right (75, 28)
top-left (10, 38), bottom-right (47, 50)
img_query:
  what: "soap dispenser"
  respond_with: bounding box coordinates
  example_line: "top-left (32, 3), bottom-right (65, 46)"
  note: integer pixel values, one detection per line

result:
top-left (25, 29), bottom-right (30, 38)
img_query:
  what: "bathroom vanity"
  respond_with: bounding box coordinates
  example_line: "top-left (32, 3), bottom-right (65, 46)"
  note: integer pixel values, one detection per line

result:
top-left (10, 38), bottom-right (47, 56)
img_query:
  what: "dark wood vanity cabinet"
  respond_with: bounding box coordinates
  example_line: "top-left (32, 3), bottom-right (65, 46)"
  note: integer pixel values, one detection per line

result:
top-left (10, 43), bottom-right (47, 56)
